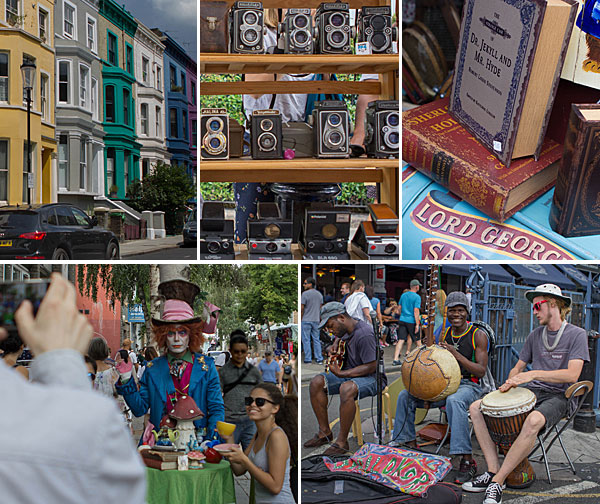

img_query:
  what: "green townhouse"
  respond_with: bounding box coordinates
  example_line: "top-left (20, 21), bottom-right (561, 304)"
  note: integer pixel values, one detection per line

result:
top-left (98, 0), bottom-right (141, 200)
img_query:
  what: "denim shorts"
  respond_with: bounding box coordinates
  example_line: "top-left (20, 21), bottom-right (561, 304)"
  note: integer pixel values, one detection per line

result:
top-left (321, 372), bottom-right (378, 400)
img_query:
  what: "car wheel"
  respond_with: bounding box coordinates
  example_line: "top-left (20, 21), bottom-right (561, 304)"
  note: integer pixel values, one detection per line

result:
top-left (52, 248), bottom-right (70, 260)
top-left (105, 241), bottom-right (119, 260)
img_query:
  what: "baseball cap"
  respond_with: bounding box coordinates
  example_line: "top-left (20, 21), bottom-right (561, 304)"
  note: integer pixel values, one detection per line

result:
top-left (410, 279), bottom-right (421, 287)
top-left (445, 291), bottom-right (470, 310)
top-left (318, 302), bottom-right (347, 329)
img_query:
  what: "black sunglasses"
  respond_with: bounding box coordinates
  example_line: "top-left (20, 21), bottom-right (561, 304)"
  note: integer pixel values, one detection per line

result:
top-left (245, 396), bottom-right (276, 407)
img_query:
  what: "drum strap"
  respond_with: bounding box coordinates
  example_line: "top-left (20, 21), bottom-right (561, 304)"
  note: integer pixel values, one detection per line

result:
top-left (542, 321), bottom-right (567, 351)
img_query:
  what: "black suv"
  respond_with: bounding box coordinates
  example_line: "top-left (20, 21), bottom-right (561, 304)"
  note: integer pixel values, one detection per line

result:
top-left (0, 204), bottom-right (120, 260)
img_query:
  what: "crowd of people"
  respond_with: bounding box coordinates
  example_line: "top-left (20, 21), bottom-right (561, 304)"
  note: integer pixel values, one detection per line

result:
top-left (302, 276), bottom-right (590, 504)
top-left (1, 274), bottom-right (298, 504)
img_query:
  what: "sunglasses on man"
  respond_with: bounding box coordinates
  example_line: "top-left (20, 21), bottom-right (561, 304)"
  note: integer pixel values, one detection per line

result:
top-left (245, 396), bottom-right (276, 407)
top-left (532, 300), bottom-right (548, 312)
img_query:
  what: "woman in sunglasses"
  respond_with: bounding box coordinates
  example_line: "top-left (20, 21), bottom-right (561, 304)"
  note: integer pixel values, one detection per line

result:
top-left (222, 383), bottom-right (297, 503)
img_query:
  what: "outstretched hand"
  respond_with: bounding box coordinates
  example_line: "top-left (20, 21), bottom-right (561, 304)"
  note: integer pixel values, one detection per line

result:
top-left (14, 273), bottom-right (92, 356)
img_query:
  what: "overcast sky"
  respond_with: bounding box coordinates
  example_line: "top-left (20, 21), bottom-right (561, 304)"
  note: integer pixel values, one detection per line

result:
top-left (123, 0), bottom-right (197, 59)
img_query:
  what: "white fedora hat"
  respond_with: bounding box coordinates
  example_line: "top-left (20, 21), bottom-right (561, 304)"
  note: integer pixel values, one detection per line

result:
top-left (525, 283), bottom-right (571, 307)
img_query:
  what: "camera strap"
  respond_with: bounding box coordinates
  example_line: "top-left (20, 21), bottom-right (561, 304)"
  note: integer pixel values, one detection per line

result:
top-left (223, 364), bottom-right (253, 394)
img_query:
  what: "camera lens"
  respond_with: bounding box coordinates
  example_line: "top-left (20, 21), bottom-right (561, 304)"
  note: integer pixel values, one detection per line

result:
top-left (258, 132), bottom-right (277, 151)
top-left (331, 30), bottom-right (345, 45)
top-left (387, 112), bottom-right (399, 127)
top-left (330, 13), bottom-right (344, 27)
top-left (208, 118), bottom-right (222, 132)
top-left (221, 241), bottom-right (231, 250)
top-left (266, 242), bottom-right (278, 253)
top-left (385, 243), bottom-right (397, 254)
top-left (209, 137), bottom-right (222, 149)
top-left (371, 33), bottom-right (387, 49)
top-left (242, 28), bottom-right (259, 44)
top-left (293, 30), bottom-right (309, 46)
top-left (207, 241), bottom-right (220, 254)
top-left (243, 11), bottom-right (258, 25)
top-left (324, 241), bottom-right (335, 252)
top-left (327, 113), bottom-right (342, 127)
top-left (260, 119), bottom-right (273, 131)
top-left (371, 15), bottom-right (386, 30)
top-left (325, 130), bottom-right (343, 148)
top-left (293, 14), bottom-right (308, 29)
top-left (389, 132), bottom-right (399, 145)
top-left (321, 223), bottom-right (337, 239)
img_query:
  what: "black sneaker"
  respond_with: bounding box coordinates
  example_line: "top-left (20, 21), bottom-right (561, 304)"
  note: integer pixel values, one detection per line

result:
top-left (484, 482), bottom-right (503, 504)
top-left (454, 458), bottom-right (477, 484)
top-left (462, 471), bottom-right (494, 492)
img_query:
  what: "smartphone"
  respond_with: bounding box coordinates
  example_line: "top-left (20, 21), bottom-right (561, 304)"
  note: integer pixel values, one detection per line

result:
top-left (0, 280), bottom-right (51, 327)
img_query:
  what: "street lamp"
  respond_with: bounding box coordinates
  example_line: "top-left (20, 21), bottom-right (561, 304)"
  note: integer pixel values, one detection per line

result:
top-left (21, 61), bottom-right (36, 204)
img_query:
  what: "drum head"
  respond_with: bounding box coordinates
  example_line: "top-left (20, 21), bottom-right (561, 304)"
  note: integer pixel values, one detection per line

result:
top-left (481, 387), bottom-right (536, 417)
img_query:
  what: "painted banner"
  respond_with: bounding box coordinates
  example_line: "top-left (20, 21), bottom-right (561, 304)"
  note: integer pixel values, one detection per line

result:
top-left (323, 443), bottom-right (452, 497)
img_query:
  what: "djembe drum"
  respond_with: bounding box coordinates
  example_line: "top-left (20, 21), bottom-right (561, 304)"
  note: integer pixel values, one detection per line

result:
top-left (480, 387), bottom-right (537, 488)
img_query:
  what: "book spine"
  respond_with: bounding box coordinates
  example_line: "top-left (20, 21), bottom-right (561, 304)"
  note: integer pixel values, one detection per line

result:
top-left (549, 107), bottom-right (583, 234)
top-left (402, 126), bottom-right (509, 221)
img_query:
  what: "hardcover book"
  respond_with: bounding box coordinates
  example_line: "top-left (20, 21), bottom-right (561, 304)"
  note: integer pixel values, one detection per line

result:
top-left (403, 97), bottom-right (563, 222)
top-left (550, 103), bottom-right (600, 236)
top-left (449, 0), bottom-right (577, 166)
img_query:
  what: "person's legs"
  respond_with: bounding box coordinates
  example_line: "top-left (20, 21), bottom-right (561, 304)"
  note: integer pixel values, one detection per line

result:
top-left (469, 399), bottom-right (501, 473)
top-left (445, 382), bottom-right (481, 456)
top-left (336, 380), bottom-right (359, 448)
top-left (307, 374), bottom-right (332, 439)
top-left (310, 322), bottom-right (323, 363)
top-left (301, 321), bottom-right (313, 363)
top-left (393, 323), bottom-right (408, 362)
top-left (391, 389), bottom-right (421, 444)
top-left (234, 417), bottom-right (257, 451)
top-left (350, 92), bottom-right (379, 146)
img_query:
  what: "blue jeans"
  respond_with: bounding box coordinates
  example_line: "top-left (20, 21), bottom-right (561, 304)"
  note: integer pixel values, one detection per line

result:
top-left (302, 321), bottom-right (323, 362)
top-left (392, 379), bottom-right (482, 455)
top-left (233, 417), bottom-right (257, 451)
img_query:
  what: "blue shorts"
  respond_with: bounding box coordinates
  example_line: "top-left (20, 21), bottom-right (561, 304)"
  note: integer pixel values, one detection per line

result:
top-left (321, 372), bottom-right (378, 400)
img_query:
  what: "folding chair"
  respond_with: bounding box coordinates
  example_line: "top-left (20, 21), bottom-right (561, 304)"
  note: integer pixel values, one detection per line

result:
top-left (528, 380), bottom-right (594, 484)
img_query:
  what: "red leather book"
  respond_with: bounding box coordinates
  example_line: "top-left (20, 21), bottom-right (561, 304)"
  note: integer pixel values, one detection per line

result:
top-left (403, 97), bottom-right (563, 222)
top-left (550, 104), bottom-right (600, 237)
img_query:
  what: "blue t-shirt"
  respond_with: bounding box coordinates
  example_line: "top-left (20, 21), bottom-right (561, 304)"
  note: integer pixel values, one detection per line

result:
top-left (399, 291), bottom-right (421, 323)
top-left (258, 360), bottom-right (280, 383)
top-left (369, 297), bottom-right (380, 312)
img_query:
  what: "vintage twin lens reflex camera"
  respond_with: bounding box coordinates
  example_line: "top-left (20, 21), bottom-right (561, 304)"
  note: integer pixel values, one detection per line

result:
top-left (229, 1), bottom-right (264, 54)
top-left (315, 2), bottom-right (352, 54)
top-left (251, 109), bottom-right (283, 159)
top-left (365, 100), bottom-right (399, 159)
top-left (200, 108), bottom-right (229, 161)
top-left (358, 6), bottom-right (396, 54)
top-left (312, 100), bottom-right (350, 158)
top-left (279, 8), bottom-right (314, 54)
top-left (247, 202), bottom-right (293, 259)
top-left (199, 202), bottom-right (235, 260)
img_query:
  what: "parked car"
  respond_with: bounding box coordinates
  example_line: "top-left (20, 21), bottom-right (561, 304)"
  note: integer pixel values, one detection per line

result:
top-left (0, 203), bottom-right (120, 260)
top-left (183, 208), bottom-right (197, 247)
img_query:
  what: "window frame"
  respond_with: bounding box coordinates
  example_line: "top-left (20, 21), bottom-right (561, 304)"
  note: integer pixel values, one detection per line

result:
top-left (91, 77), bottom-right (98, 121)
top-left (58, 134), bottom-right (69, 190)
top-left (86, 14), bottom-right (97, 54)
top-left (182, 110), bottom-right (187, 142)
top-left (57, 59), bottom-right (71, 105)
top-left (6, 0), bottom-right (20, 23)
top-left (79, 137), bottom-right (87, 191)
top-left (123, 88), bottom-right (130, 126)
top-left (38, 5), bottom-right (49, 43)
top-left (0, 52), bottom-right (9, 104)
top-left (170, 64), bottom-right (176, 91)
top-left (142, 56), bottom-right (149, 84)
top-left (0, 138), bottom-right (8, 202)
top-left (192, 119), bottom-right (197, 147)
top-left (140, 103), bottom-right (148, 136)
top-left (156, 65), bottom-right (162, 90)
top-left (126, 43), bottom-right (133, 76)
top-left (107, 30), bottom-right (118, 67)
top-left (155, 106), bottom-right (161, 138)
top-left (169, 108), bottom-right (177, 138)
top-left (104, 84), bottom-right (115, 123)
top-left (40, 72), bottom-right (49, 120)
top-left (79, 63), bottom-right (90, 110)
top-left (63, 0), bottom-right (77, 41)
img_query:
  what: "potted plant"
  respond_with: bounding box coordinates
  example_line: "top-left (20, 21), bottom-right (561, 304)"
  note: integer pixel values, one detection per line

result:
top-left (109, 184), bottom-right (118, 197)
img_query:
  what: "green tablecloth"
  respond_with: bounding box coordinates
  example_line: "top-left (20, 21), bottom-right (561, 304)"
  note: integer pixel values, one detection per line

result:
top-left (146, 460), bottom-right (236, 504)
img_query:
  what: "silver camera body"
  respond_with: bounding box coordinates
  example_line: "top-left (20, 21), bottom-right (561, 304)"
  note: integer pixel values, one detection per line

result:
top-left (279, 8), bottom-right (314, 54)
top-left (312, 100), bottom-right (350, 158)
top-left (229, 1), bottom-right (264, 54)
top-left (314, 2), bottom-right (353, 54)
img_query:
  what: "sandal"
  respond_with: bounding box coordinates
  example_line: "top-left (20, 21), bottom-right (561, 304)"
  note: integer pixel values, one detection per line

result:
top-left (303, 432), bottom-right (333, 448)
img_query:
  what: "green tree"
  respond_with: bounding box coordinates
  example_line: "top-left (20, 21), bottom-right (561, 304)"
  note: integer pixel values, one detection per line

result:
top-left (127, 161), bottom-right (195, 234)
top-left (238, 265), bottom-right (298, 349)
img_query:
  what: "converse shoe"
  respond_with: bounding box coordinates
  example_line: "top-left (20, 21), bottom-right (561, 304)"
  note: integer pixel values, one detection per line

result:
top-left (484, 482), bottom-right (503, 504)
top-left (462, 471), bottom-right (495, 492)
top-left (454, 458), bottom-right (477, 484)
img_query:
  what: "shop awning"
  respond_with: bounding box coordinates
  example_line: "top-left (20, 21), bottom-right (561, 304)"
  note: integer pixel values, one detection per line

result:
top-left (557, 265), bottom-right (589, 288)
top-left (441, 264), bottom-right (513, 283)
top-left (508, 264), bottom-right (576, 291)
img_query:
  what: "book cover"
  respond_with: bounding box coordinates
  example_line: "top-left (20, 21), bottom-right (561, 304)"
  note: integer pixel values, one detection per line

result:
top-left (450, 0), bottom-right (576, 166)
top-left (403, 97), bottom-right (563, 222)
top-left (142, 453), bottom-right (178, 471)
top-left (550, 103), bottom-right (600, 236)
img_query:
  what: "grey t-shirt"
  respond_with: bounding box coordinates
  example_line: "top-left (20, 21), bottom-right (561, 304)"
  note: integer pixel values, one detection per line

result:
top-left (301, 288), bottom-right (323, 322)
top-left (218, 360), bottom-right (263, 422)
top-left (342, 319), bottom-right (387, 387)
top-left (519, 323), bottom-right (589, 393)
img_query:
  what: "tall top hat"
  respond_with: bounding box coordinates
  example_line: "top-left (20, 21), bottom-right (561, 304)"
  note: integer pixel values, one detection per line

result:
top-left (152, 278), bottom-right (203, 326)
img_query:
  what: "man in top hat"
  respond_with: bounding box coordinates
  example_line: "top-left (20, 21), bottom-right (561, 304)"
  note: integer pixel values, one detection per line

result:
top-left (464, 284), bottom-right (589, 504)
top-left (116, 278), bottom-right (224, 444)
top-left (303, 302), bottom-right (387, 456)
top-left (390, 291), bottom-right (489, 484)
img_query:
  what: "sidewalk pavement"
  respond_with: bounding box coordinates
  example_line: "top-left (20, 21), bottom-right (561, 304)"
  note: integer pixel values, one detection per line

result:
top-left (120, 235), bottom-right (182, 258)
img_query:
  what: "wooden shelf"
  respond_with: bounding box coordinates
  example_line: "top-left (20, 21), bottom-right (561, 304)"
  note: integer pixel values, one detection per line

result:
top-left (200, 54), bottom-right (399, 76)
top-left (200, 80), bottom-right (383, 96)
top-left (200, 158), bottom-right (399, 210)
